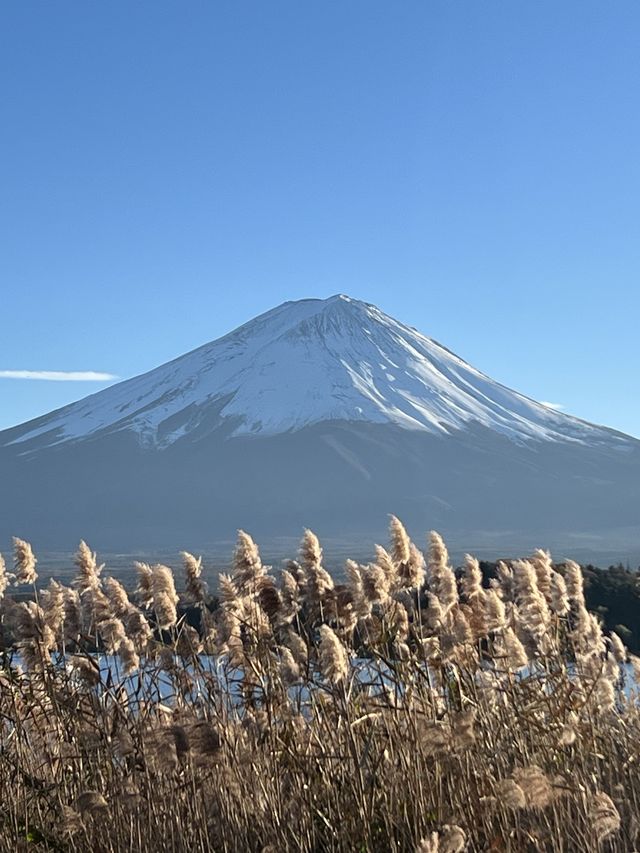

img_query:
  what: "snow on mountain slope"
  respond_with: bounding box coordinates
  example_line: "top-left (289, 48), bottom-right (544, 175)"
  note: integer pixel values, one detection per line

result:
top-left (3, 295), bottom-right (631, 450)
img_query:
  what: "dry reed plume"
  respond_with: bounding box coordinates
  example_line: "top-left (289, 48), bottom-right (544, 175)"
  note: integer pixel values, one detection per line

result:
top-left (0, 519), bottom-right (637, 851)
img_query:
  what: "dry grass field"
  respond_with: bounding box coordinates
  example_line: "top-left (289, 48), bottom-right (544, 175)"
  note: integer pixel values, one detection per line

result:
top-left (0, 519), bottom-right (638, 851)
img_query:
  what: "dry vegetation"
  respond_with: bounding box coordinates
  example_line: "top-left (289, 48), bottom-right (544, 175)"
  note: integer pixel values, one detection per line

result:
top-left (0, 519), bottom-right (639, 852)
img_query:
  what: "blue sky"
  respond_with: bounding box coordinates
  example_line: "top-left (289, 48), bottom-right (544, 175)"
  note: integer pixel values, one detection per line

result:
top-left (1, 2), bottom-right (639, 437)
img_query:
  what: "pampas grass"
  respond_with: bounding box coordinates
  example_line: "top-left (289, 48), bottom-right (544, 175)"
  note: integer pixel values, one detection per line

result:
top-left (0, 521), bottom-right (639, 851)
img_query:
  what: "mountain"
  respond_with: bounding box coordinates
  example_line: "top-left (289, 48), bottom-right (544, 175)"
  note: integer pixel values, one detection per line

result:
top-left (1, 295), bottom-right (639, 563)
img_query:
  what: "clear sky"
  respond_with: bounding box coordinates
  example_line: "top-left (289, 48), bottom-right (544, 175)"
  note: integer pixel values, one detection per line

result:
top-left (1, 2), bottom-right (639, 437)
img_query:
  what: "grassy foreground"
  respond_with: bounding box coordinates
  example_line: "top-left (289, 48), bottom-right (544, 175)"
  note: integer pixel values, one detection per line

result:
top-left (0, 519), bottom-right (638, 852)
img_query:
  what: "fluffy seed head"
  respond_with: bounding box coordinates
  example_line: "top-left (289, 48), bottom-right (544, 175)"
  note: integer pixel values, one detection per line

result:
top-left (427, 531), bottom-right (458, 612)
top-left (134, 561), bottom-right (153, 608)
top-left (181, 551), bottom-right (207, 603)
top-left (550, 570), bottom-right (570, 616)
top-left (13, 537), bottom-right (38, 585)
top-left (0, 553), bottom-right (8, 600)
top-left (318, 624), bottom-right (349, 684)
top-left (530, 548), bottom-right (553, 599)
top-left (76, 791), bottom-right (108, 816)
top-left (462, 553), bottom-right (483, 600)
top-left (608, 631), bottom-right (627, 664)
top-left (389, 515), bottom-right (411, 566)
top-left (232, 531), bottom-right (265, 593)
top-left (150, 564), bottom-right (179, 630)
top-left (73, 541), bottom-right (101, 593)
top-left (512, 766), bottom-right (553, 810)
top-left (300, 529), bottom-right (334, 602)
top-left (589, 791), bottom-right (620, 843)
top-left (493, 778), bottom-right (526, 809)
top-left (563, 560), bottom-right (586, 608)
top-left (438, 825), bottom-right (466, 853)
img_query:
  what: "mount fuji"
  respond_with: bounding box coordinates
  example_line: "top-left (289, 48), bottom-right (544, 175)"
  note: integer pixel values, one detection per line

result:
top-left (1, 295), bottom-right (638, 562)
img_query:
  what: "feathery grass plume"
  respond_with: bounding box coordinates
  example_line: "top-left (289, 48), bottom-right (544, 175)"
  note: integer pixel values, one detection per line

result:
top-left (11, 600), bottom-right (56, 649)
top-left (134, 561), bottom-right (153, 608)
top-left (102, 576), bottom-right (152, 647)
top-left (232, 530), bottom-right (265, 594)
top-left (175, 624), bottom-right (203, 658)
top-left (75, 791), bottom-right (108, 817)
top-left (550, 570), bottom-right (570, 616)
top-left (629, 654), bottom-right (640, 684)
top-left (181, 550), bottom-right (207, 603)
top-left (451, 605), bottom-right (473, 647)
top-left (217, 573), bottom-right (245, 662)
top-left (318, 624), bottom-right (349, 684)
top-left (142, 726), bottom-right (179, 773)
top-left (427, 531), bottom-right (458, 612)
top-left (67, 655), bottom-right (101, 687)
top-left (117, 636), bottom-right (139, 674)
top-left (150, 564), bottom-right (179, 630)
top-left (420, 721), bottom-right (450, 755)
top-left (493, 778), bottom-right (526, 809)
top-left (401, 542), bottom-right (426, 590)
top-left (62, 586), bottom-right (81, 641)
top-left (73, 540), bottom-right (102, 593)
top-left (40, 578), bottom-right (66, 639)
top-left (389, 515), bottom-right (411, 566)
top-left (589, 792), bottom-right (621, 844)
top-left (419, 636), bottom-right (441, 663)
top-left (563, 559), bottom-right (587, 609)
top-left (530, 548), bottom-right (553, 600)
top-left (279, 569), bottom-right (301, 624)
top-left (299, 529), bottom-right (334, 603)
top-left (103, 576), bottom-right (131, 618)
top-left (425, 591), bottom-right (445, 631)
top-left (60, 806), bottom-right (83, 836)
top-left (512, 557), bottom-right (538, 600)
top-left (13, 537), bottom-right (38, 585)
top-left (256, 575), bottom-right (282, 622)
top-left (384, 597), bottom-right (410, 641)
top-left (96, 610), bottom-right (127, 654)
top-left (345, 560), bottom-right (371, 619)
top-left (0, 553), bottom-right (8, 600)
top-left (218, 572), bottom-right (239, 607)
top-left (593, 676), bottom-right (616, 714)
top-left (497, 626), bottom-right (528, 670)
top-left (512, 559), bottom-right (551, 650)
top-left (334, 585), bottom-right (358, 635)
top-left (462, 554), bottom-right (489, 639)
top-left (451, 708), bottom-right (476, 750)
top-left (415, 833), bottom-right (439, 853)
top-left (185, 720), bottom-right (221, 766)
top-left (462, 554), bottom-right (483, 599)
top-left (484, 588), bottom-right (506, 632)
top-left (283, 558), bottom-right (306, 587)
top-left (374, 543), bottom-right (397, 583)
top-left (491, 559), bottom-right (514, 603)
top-left (438, 825), bottom-right (467, 853)
top-left (573, 611), bottom-right (607, 668)
top-left (559, 724), bottom-right (577, 746)
top-left (512, 766), bottom-right (553, 810)
top-left (284, 629), bottom-right (308, 665)
top-left (608, 631), bottom-right (627, 664)
top-left (278, 646), bottom-right (301, 685)
top-left (361, 563), bottom-right (390, 603)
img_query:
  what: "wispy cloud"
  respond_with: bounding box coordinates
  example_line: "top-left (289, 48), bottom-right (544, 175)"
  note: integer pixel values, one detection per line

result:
top-left (0, 370), bottom-right (118, 382)
top-left (541, 401), bottom-right (564, 411)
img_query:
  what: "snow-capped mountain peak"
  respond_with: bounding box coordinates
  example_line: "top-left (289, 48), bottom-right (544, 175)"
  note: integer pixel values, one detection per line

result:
top-left (3, 295), bottom-right (628, 450)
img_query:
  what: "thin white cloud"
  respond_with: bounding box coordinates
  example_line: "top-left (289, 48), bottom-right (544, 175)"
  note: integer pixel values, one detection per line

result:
top-left (541, 401), bottom-right (565, 411)
top-left (0, 370), bottom-right (118, 382)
